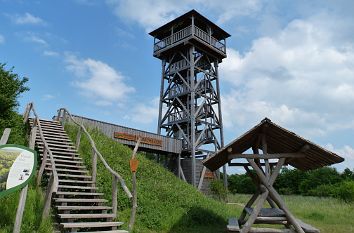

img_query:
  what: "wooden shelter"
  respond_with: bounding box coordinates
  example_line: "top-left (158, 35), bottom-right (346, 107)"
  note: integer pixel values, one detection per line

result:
top-left (203, 118), bottom-right (344, 233)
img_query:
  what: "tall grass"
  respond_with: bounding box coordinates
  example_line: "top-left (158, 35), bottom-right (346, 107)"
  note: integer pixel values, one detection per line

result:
top-left (0, 176), bottom-right (53, 233)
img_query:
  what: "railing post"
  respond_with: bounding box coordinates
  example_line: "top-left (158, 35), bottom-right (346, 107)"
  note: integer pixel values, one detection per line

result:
top-left (76, 127), bottom-right (82, 149)
top-left (22, 103), bottom-right (32, 124)
top-left (92, 148), bottom-right (97, 184)
top-left (0, 128), bottom-right (11, 145)
top-left (13, 124), bottom-right (36, 233)
top-left (37, 146), bottom-right (47, 186)
top-left (112, 175), bottom-right (118, 217)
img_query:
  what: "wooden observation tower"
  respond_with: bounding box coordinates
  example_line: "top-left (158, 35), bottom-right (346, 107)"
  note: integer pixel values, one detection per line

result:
top-left (150, 10), bottom-right (230, 188)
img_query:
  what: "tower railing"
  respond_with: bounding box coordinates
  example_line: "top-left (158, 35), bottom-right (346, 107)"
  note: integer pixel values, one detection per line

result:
top-left (154, 25), bottom-right (226, 53)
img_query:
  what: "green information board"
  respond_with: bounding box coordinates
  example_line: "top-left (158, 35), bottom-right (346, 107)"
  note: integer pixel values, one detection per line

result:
top-left (0, 144), bottom-right (37, 198)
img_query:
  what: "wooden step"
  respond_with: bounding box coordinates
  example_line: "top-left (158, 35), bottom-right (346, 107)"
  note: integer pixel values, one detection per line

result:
top-left (56, 174), bottom-right (91, 179)
top-left (37, 145), bottom-right (78, 153)
top-left (75, 230), bottom-right (128, 233)
top-left (58, 213), bottom-right (115, 219)
top-left (227, 218), bottom-right (240, 232)
top-left (36, 136), bottom-right (71, 142)
top-left (29, 118), bottom-right (61, 125)
top-left (39, 128), bottom-right (67, 134)
top-left (42, 151), bottom-right (80, 157)
top-left (37, 141), bottom-right (75, 149)
top-left (56, 206), bottom-right (112, 211)
top-left (58, 185), bottom-right (98, 190)
top-left (61, 222), bottom-right (123, 229)
top-left (58, 180), bottom-right (93, 184)
top-left (54, 198), bottom-right (108, 203)
top-left (56, 192), bottom-right (103, 196)
top-left (39, 133), bottom-right (70, 140)
top-left (49, 159), bottom-right (83, 165)
top-left (43, 155), bottom-right (82, 161)
top-left (47, 168), bottom-right (89, 174)
top-left (47, 163), bottom-right (86, 169)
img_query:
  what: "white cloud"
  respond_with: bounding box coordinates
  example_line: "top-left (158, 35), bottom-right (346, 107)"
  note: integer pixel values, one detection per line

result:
top-left (325, 144), bottom-right (354, 171)
top-left (0, 34), bottom-right (4, 44)
top-left (24, 33), bottom-right (48, 46)
top-left (42, 94), bottom-right (55, 101)
top-left (65, 54), bottom-right (135, 106)
top-left (106, 0), bottom-right (262, 31)
top-left (43, 50), bottom-right (60, 57)
top-left (220, 13), bottom-right (354, 137)
top-left (127, 97), bottom-right (159, 124)
top-left (11, 12), bottom-right (45, 25)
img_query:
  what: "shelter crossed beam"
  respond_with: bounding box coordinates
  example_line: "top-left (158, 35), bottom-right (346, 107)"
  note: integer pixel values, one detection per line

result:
top-left (233, 133), bottom-right (307, 233)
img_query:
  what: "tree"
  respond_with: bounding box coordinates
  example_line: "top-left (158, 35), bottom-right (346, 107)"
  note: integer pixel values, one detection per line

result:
top-left (0, 63), bottom-right (29, 144)
top-left (0, 63), bottom-right (29, 118)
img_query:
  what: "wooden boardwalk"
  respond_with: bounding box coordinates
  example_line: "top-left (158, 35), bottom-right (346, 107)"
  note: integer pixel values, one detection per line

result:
top-left (69, 114), bottom-right (182, 155)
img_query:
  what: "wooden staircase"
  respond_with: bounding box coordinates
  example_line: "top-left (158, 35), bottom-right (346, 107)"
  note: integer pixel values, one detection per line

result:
top-left (30, 118), bottom-right (128, 233)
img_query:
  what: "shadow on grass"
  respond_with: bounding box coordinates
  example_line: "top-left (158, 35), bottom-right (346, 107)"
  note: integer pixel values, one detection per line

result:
top-left (168, 206), bottom-right (228, 233)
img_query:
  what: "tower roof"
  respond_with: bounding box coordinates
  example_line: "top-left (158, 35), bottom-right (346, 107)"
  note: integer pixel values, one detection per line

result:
top-left (149, 9), bottom-right (231, 40)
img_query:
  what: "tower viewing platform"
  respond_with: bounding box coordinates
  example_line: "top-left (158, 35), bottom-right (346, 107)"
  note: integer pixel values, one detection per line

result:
top-left (149, 10), bottom-right (230, 59)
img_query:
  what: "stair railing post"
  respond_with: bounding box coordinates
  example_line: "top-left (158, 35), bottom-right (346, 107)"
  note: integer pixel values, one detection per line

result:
top-left (129, 138), bottom-right (141, 232)
top-left (112, 175), bottom-right (118, 217)
top-left (37, 146), bottom-right (47, 186)
top-left (76, 126), bottom-right (82, 149)
top-left (92, 148), bottom-right (97, 184)
top-left (13, 125), bottom-right (37, 233)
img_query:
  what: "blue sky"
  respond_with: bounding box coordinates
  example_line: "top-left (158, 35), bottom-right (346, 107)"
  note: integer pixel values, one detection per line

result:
top-left (1, 0), bottom-right (354, 173)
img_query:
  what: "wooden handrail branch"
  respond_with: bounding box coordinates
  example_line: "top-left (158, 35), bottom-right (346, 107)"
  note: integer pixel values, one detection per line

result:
top-left (23, 102), bottom-right (59, 218)
top-left (58, 108), bottom-right (133, 200)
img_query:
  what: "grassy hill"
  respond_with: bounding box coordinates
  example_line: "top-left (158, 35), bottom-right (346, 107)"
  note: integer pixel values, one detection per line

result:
top-left (65, 124), bottom-right (241, 233)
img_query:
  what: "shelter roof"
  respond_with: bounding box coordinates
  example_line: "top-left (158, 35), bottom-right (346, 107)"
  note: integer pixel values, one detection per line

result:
top-left (203, 118), bottom-right (344, 171)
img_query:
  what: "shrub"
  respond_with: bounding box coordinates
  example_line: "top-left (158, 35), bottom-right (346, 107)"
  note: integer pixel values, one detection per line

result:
top-left (334, 180), bottom-right (354, 203)
top-left (210, 180), bottom-right (228, 201)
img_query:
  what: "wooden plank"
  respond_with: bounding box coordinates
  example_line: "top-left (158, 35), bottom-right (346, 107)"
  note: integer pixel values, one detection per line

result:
top-left (0, 128), bottom-right (11, 145)
top-left (229, 153), bottom-right (306, 160)
top-left (227, 218), bottom-right (240, 232)
top-left (61, 221), bottom-right (123, 228)
top-left (296, 219), bottom-right (320, 233)
top-left (56, 206), bottom-right (112, 211)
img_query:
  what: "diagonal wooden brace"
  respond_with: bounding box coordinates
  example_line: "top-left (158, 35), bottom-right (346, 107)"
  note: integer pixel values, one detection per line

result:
top-left (240, 158), bottom-right (285, 233)
top-left (247, 158), bottom-right (305, 233)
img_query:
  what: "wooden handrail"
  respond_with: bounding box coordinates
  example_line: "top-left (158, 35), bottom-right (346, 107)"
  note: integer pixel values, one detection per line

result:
top-left (23, 102), bottom-right (59, 218)
top-left (58, 108), bottom-right (133, 199)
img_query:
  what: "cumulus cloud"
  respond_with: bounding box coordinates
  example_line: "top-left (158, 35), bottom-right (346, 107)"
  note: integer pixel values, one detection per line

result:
top-left (106, 0), bottom-right (262, 31)
top-left (11, 12), bottom-right (45, 25)
top-left (127, 97), bottom-right (159, 124)
top-left (219, 13), bottom-right (354, 137)
top-left (325, 144), bottom-right (354, 171)
top-left (65, 54), bottom-right (135, 106)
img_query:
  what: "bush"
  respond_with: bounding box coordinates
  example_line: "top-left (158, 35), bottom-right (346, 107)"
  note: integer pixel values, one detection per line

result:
top-left (210, 180), bottom-right (228, 201)
top-left (334, 180), bottom-right (354, 203)
top-left (307, 184), bottom-right (336, 197)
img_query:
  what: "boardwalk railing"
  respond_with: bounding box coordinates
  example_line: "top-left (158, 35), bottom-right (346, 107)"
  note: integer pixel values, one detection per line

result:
top-left (23, 102), bottom-right (59, 218)
top-left (153, 25), bottom-right (226, 53)
top-left (56, 108), bottom-right (137, 227)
